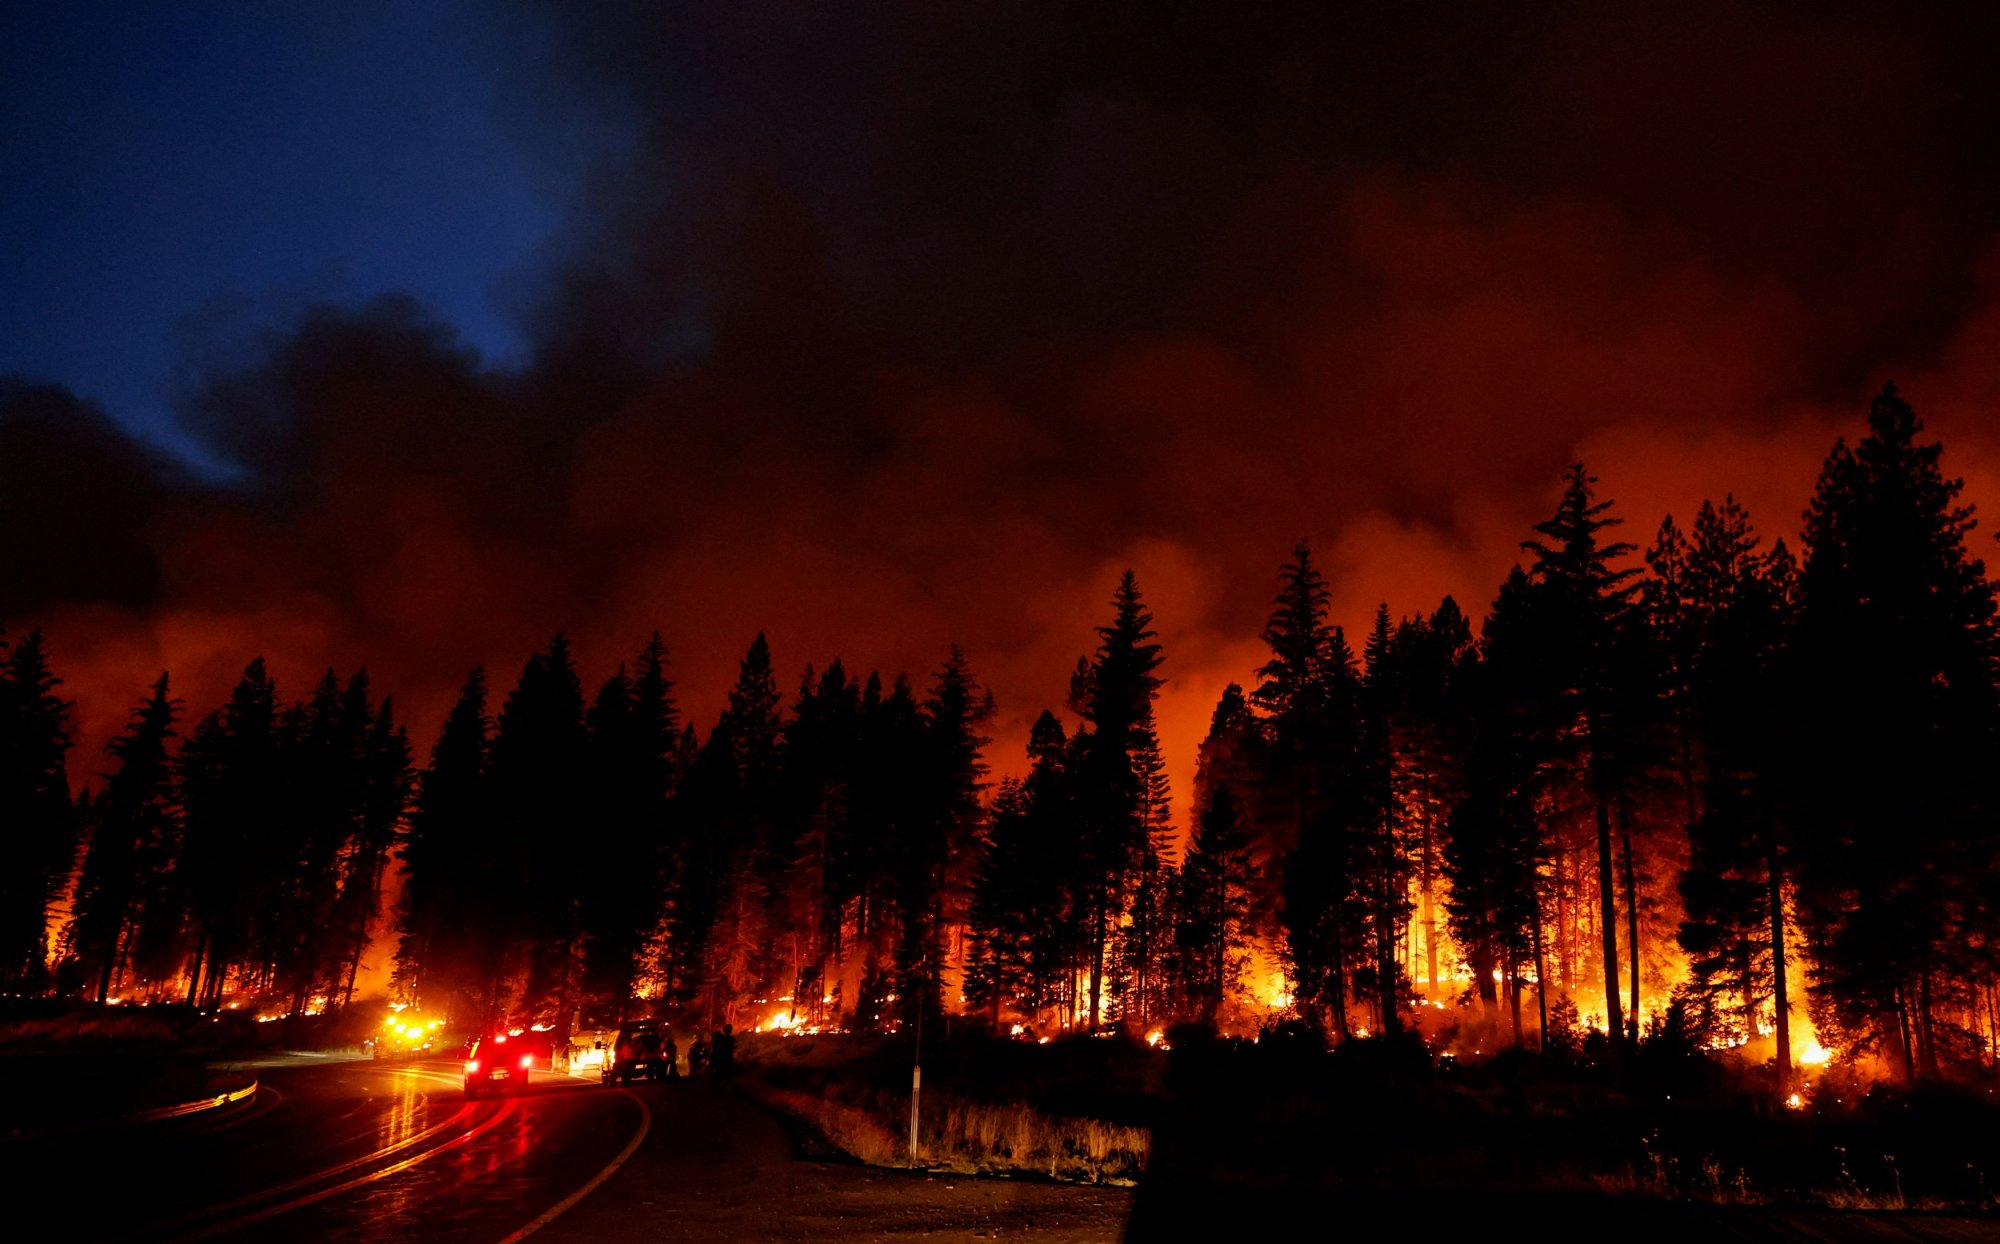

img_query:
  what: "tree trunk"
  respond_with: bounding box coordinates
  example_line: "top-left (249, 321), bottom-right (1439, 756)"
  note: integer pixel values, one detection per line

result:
top-left (1507, 962), bottom-right (1523, 1046)
top-left (1619, 799), bottom-right (1640, 1042)
top-left (1421, 881), bottom-right (1438, 998)
top-left (1421, 760), bottom-right (1439, 997)
top-left (343, 942), bottom-right (363, 1010)
top-left (1378, 814), bottom-right (1401, 1036)
top-left (1595, 797), bottom-right (1625, 1045)
top-left (1918, 971), bottom-right (1940, 1080)
top-left (1894, 983), bottom-right (1917, 1083)
top-left (1531, 889), bottom-right (1550, 1050)
top-left (95, 917), bottom-right (125, 1004)
top-left (185, 930), bottom-right (208, 1007)
top-left (1088, 901), bottom-right (1105, 1030)
top-left (1739, 950), bottom-right (1756, 1048)
top-left (1976, 984), bottom-right (1992, 1072)
top-left (1767, 848), bottom-right (1791, 1094)
top-left (1330, 912), bottom-right (1350, 1039)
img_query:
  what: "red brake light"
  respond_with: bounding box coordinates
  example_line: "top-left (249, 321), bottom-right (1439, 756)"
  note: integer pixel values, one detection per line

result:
top-left (519, 1054), bottom-right (532, 1069)
top-left (467, 1060), bottom-right (480, 1073)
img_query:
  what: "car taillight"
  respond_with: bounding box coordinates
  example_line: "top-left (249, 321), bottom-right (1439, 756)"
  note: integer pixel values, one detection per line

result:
top-left (467, 1060), bottom-right (480, 1073)
top-left (519, 1054), bottom-right (532, 1069)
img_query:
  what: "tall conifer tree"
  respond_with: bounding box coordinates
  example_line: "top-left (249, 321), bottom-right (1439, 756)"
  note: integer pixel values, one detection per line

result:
top-left (0, 630), bottom-right (77, 992)
top-left (395, 669), bottom-right (492, 1020)
top-left (1794, 384), bottom-right (2000, 1078)
top-left (71, 674), bottom-right (179, 1001)
top-left (1524, 465), bottom-right (1643, 1044)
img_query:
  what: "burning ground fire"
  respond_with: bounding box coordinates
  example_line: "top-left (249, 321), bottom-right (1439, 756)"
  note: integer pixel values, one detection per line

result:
top-left (754, 994), bottom-right (840, 1036)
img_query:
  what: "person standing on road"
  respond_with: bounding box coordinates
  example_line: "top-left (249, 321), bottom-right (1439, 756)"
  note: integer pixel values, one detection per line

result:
top-left (689, 1034), bottom-right (709, 1076)
top-left (713, 1024), bottom-right (737, 1078)
top-left (662, 1033), bottom-right (680, 1077)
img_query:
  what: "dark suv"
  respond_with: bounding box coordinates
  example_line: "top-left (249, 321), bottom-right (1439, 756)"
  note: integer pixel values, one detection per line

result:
top-left (604, 1021), bottom-right (672, 1085)
top-left (463, 1030), bottom-right (553, 1099)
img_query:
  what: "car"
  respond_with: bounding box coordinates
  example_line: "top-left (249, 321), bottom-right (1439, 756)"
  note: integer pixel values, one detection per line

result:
top-left (371, 1012), bottom-right (443, 1060)
top-left (463, 1030), bottom-right (554, 1099)
top-left (604, 1021), bottom-right (673, 1085)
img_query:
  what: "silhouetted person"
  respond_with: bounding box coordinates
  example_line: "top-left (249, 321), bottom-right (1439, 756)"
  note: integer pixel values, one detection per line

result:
top-left (713, 1024), bottom-right (737, 1077)
top-left (663, 1033), bottom-right (680, 1078)
top-left (689, 1034), bottom-right (709, 1076)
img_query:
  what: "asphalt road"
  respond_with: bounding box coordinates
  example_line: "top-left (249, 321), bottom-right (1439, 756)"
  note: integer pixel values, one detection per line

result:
top-left (6, 1058), bottom-right (1131, 1243)
top-left (20, 1057), bottom-right (1991, 1243)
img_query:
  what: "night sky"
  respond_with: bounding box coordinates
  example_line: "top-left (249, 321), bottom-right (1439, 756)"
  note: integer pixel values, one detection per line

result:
top-left (8, 1), bottom-right (2000, 815)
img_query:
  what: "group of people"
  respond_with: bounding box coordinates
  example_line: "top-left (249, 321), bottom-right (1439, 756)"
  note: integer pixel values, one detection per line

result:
top-left (682, 1024), bottom-right (738, 1077)
top-left (599, 1021), bottom-right (737, 1080)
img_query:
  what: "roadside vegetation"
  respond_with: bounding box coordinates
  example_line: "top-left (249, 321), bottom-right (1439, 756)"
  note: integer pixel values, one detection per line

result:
top-left (742, 1032), bottom-right (1152, 1184)
top-left (741, 1023), bottom-right (2000, 1214)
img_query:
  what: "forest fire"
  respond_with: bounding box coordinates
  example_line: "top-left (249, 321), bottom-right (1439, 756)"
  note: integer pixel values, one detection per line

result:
top-left (9, 385), bottom-right (1994, 1104)
top-left (12, 4), bottom-right (2000, 1235)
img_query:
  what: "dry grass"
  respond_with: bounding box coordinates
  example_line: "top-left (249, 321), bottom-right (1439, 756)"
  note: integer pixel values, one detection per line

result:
top-left (761, 1086), bottom-right (907, 1166)
top-left (757, 1084), bottom-right (1149, 1184)
top-left (1591, 1145), bottom-right (1964, 1211)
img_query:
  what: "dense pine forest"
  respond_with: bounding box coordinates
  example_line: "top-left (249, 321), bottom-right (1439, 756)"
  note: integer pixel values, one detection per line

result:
top-left (5, 385), bottom-right (1996, 1091)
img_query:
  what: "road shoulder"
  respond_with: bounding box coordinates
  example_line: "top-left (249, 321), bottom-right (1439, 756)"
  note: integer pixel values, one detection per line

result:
top-left (530, 1078), bottom-right (1131, 1243)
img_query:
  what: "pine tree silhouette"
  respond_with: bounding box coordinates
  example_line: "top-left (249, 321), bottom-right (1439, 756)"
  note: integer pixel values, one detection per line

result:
top-left (395, 668), bottom-right (492, 1022)
top-left (1794, 384), bottom-right (2000, 1079)
top-left (75, 675), bottom-right (184, 1002)
top-left (1254, 542), bottom-right (1361, 1037)
top-left (1524, 465), bottom-right (1644, 1045)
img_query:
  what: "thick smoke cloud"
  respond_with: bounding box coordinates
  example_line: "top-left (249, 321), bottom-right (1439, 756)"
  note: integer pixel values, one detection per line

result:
top-left (9, 1), bottom-right (2000, 825)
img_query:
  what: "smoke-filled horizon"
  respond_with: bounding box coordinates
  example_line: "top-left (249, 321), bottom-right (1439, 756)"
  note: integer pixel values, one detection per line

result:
top-left (8, 2), bottom-right (2000, 821)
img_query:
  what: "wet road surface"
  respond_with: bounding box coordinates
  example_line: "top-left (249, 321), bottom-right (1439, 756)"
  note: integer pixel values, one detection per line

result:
top-left (10, 1059), bottom-right (1132, 1243)
top-left (17, 1056), bottom-right (1995, 1242)
top-left (12, 1059), bottom-right (645, 1242)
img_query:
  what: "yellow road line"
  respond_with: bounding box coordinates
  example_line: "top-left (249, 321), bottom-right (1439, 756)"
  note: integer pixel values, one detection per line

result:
top-left (493, 1091), bottom-right (652, 1244)
top-left (139, 1080), bottom-right (260, 1121)
top-left (184, 1085), bottom-right (284, 1136)
top-left (167, 1099), bottom-right (521, 1241)
top-left (124, 1069), bottom-right (480, 1240)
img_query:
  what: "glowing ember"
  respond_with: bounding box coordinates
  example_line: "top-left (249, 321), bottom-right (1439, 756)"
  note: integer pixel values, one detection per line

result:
top-left (1009, 1023), bottom-right (1026, 1037)
top-left (1785, 1092), bottom-right (1804, 1110)
top-left (1145, 1029), bottom-right (1164, 1048)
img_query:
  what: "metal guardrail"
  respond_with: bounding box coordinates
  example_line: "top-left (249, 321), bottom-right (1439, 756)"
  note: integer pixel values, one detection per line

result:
top-left (134, 1078), bottom-right (259, 1122)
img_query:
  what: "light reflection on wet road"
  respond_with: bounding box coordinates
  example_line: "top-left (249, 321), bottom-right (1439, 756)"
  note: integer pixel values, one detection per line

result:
top-left (12, 1060), bottom-right (643, 1243)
